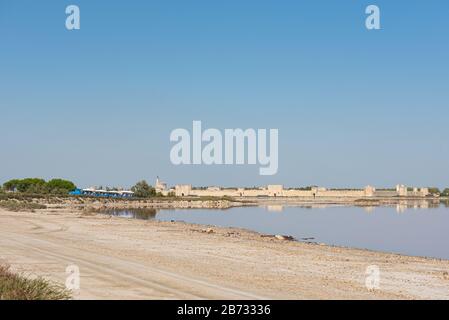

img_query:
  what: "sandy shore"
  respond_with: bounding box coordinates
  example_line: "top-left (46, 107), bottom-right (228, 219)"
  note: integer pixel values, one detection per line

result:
top-left (1, 207), bottom-right (449, 300)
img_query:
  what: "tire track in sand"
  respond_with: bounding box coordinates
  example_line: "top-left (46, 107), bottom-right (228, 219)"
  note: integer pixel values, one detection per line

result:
top-left (0, 230), bottom-right (268, 299)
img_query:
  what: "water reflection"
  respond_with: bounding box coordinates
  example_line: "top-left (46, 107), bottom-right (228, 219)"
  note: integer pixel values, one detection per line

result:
top-left (97, 200), bottom-right (449, 259)
top-left (261, 199), bottom-right (443, 214)
top-left (97, 200), bottom-right (445, 219)
top-left (363, 206), bottom-right (375, 213)
top-left (266, 205), bottom-right (284, 212)
top-left (394, 200), bottom-right (439, 213)
top-left (96, 208), bottom-right (157, 220)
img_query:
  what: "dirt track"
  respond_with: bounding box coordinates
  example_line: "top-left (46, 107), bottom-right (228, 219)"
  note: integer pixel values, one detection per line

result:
top-left (1, 208), bottom-right (449, 299)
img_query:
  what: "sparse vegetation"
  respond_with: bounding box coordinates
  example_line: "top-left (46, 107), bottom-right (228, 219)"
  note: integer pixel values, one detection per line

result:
top-left (0, 200), bottom-right (47, 212)
top-left (0, 264), bottom-right (71, 300)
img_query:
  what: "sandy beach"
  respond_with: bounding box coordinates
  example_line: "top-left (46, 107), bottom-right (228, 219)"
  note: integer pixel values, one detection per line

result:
top-left (1, 206), bottom-right (449, 300)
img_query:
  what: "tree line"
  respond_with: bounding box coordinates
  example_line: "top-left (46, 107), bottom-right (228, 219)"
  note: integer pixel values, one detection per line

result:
top-left (0, 178), bottom-right (173, 199)
top-left (2, 178), bottom-right (76, 195)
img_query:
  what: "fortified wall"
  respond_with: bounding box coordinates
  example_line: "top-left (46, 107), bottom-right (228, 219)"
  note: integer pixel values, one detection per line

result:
top-left (174, 184), bottom-right (430, 198)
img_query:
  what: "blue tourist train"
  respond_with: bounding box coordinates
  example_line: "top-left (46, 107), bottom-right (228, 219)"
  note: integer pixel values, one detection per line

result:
top-left (69, 188), bottom-right (135, 198)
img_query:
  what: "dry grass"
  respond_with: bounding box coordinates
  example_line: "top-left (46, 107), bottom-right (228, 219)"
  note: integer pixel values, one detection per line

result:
top-left (0, 200), bottom-right (47, 212)
top-left (0, 264), bottom-right (71, 300)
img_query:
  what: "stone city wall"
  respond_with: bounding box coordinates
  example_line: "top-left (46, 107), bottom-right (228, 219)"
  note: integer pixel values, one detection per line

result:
top-left (174, 184), bottom-right (430, 198)
top-left (176, 185), bottom-right (374, 198)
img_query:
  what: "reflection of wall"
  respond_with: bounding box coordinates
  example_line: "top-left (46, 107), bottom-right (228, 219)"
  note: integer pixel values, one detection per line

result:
top-left (364, 206), bottom-right (375, 213)
top-left (396, 204), bottom-right (407, 213)
top-left (266, 205), bottom-right (284, 212)
top-left (395, 199), bottom-right (439, 213)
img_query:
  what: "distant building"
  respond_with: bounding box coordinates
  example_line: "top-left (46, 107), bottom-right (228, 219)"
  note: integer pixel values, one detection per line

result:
top-left (175, 184), bottom-right (192, 197)
top-left (364, 185), bottom-right (376, 197)
top-left (396, 185), bottom-right (429, 197)
top-left (155, 177), bottom-right (167, 194)
top-left (420, 188), bottom-right (430, 197)
top-left (267, 185), bottom-right (283, 197)
top-left (155, 177), bottom-right (174, 196)
top-left (396, 184), bottom-right (408, 197)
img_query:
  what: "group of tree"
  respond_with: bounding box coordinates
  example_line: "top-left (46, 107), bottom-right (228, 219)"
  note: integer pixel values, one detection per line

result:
top-left (427, 187), bottom-right (441, 195)
top-left (131, 180), bottom-right (156, 198)
top-left (2, 178), bottom-right (76, 195)
top-left (422, 187), bottom-right (449, 197)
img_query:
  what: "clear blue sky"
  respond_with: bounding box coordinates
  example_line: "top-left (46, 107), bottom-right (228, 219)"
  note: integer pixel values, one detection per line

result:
top-left (1, 0), bottom-right (448, 189)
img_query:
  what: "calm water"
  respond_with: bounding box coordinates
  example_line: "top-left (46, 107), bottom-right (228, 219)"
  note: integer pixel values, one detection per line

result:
top-left (101, 200), bottom-right (449, 260)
